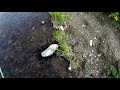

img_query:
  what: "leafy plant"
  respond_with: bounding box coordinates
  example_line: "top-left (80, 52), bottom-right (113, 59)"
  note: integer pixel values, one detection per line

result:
top-left (50, 12), bottom-right (73, 61)
top-left (52, 30), bottom-right (73, 61)
top-left (107, 65), bottom-right (120, 78)
top-left (49, 12), bottom-right (69, 24)
top-left (109, 12), bottom-right (120, 22)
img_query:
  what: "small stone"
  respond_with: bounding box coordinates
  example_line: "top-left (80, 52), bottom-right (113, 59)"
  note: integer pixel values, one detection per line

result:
top-left (94, 37), bottom-right (97, 40)
top-left (68, 66), bottom-right (72, 71)
top-left (97, 54), bottom-right (102, 57)
top-left (82, 24), bottom-right (86, 27)
top-left (42, 21), bottom-right (45, 24)
top-left (90, 40), bottom-right (93, 46)
top-left (60, 25), bottom-right (64, 31)
top-left (92, 50), bottom-right (94, 53)
top-left (89, 54), bottom-right (92, 56)
top-left (83, 54), bottom-right (86, 57)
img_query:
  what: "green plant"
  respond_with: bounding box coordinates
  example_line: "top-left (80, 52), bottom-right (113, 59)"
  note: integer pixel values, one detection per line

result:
top-left (52, 30), bottom-right (73, 61)
top-left (106, 12), bottom-right (120, 29)
top-left (100, 12), bottom-right (120, 29)
top-left (109, 12), bottom-right (120, 22)
top-left (107, 65), bottom-right (120, 78)
top-left (49, 12), bottom-right (69, 24)
top-left (50, 12), bottom-right (73, 61)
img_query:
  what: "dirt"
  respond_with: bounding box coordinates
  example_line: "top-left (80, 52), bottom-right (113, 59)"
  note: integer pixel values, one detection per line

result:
top-left (64, 12), bottom-right (120, 78)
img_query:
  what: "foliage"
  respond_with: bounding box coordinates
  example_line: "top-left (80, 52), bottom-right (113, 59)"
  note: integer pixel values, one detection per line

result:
top-left (49, 12), bottom-right (69, 24)
top-left (107, 65), bottom-right (120, 78)
top-left (53, 30), bottom-right (73, 61)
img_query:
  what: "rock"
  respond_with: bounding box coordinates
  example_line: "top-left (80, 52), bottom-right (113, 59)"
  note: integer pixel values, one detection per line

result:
top-left (90, 40), bottom-right (93, 46)
top-left (42, 21), bottom-right (45, 24)
top-left (41, 44), bottom-right (58, 57)
top-left (68, 66), bottom-right (72, 71)
top-left (60, 25), bottom-right (64, 31)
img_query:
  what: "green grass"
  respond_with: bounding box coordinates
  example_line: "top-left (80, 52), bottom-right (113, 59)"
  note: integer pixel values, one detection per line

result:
top-left (52, 30), bottom-right (73, 61)
top-left (49, 12), bottom-right (69, 25)
top-left (107, 65), bottom-right (120, 78)
top-left (49, 12), bottom-right (73, 61)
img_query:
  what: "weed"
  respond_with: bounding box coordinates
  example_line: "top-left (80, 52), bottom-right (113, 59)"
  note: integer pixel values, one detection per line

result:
top-left (52, 30), bottom-right (73, 61)
top-left (109, 12), bottom-right (119, 22)
top-left (49, 12), bottom-right (69, 25)
top-left (50, 12), bottom-right (73, 62)
top-left (107, 65), bottom-right (120, 78)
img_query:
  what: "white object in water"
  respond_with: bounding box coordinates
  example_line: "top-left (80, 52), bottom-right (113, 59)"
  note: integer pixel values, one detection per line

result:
top-left (0, 67), bottom-right (4, 78)
top-left (68, 66), bottom-right (72, 71)
top-left (42, 21), bottom-right (45, 24)
top-left (41, 44), bottom-right (58, 57)
top-left (90, 40), bottom-right (93, 46)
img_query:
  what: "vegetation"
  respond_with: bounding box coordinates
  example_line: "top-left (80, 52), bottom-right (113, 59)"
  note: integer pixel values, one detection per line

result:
top-left (49, 12), bottom-right (69, 25)
top-left (102, 12), bottom-right (120, 28)
top-left (49, 12), bottom-right (73, 61)
top-left (107, 65), bottom-right (120, 78)
top-left (108, 12), bottom-right (120, 22)
top-left (52, 30), bottom-right (73, 61)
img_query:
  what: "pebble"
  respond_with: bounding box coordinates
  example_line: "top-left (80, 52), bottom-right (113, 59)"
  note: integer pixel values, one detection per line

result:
top-left (68, 66), bottom-right (72, 71)
top-left (89, 54), bottom-right (92, 56)
top-left (94, 37), bottom-right (97, 40)
top-left (42, 21), bottom-right (45, 24)
top-left (97, 54), bottom-right (102, 57)
top-left (92, 50), bottom-right (94, 53)
top-left (82, 24), bottom-right (86, 27)
top-left (90, 40), bottom-right (93, 46)
top-left (60, 25), bottom-right (64, 31)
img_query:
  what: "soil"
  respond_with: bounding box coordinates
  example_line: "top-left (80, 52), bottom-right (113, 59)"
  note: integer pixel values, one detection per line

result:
top-left (65, 12), bottom-right (120, 78)
top-left (0, 12), bottom-right (120, 78)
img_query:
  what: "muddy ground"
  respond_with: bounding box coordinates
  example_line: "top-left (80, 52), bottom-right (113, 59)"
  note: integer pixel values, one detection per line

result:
top-left (65, 12), bottom-right (120, 78)
top-left (0, 12), bottom-right (120, 78)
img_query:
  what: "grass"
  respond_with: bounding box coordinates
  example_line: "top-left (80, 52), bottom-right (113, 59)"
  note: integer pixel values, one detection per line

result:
top-left (52, 30), bottom-right (73, 61)
top-left (49, 12), bottom-right (73, 61)
top-left (49, 12), bottom-right (69, 25)
top-left (107, 65), bottom-right (120, 78)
